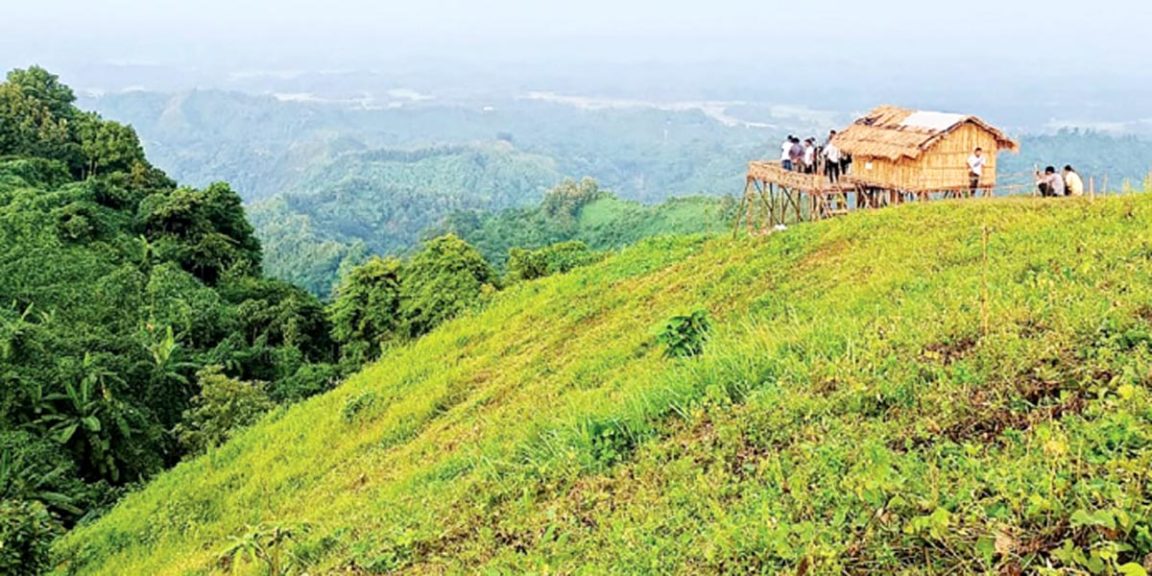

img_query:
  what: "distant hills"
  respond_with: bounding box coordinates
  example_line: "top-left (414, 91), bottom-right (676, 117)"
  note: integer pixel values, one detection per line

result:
top-left (83, 90), bottom-right (1152, 299)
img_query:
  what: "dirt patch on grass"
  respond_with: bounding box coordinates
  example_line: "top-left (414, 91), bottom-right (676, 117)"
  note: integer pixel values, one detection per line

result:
top-left (1135, 304), bottom-right (1152, 325)
top-left (921, 335), bottom-right (979, 365)
top-left (942, 375), bottom-right (1087, 445)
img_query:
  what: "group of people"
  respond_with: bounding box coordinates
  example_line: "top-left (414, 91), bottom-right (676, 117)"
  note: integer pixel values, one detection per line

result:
top-left (967, 148), bottom-right (1085, 198)
top-left (775, 138), bottom-right (1088, 198)
top-left (779, 131), bottom-right (852, 184)
top-left (1035, 165), bottom-right (1085, 197)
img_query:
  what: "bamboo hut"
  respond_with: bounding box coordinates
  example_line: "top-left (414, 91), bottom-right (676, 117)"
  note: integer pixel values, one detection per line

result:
top-left (734, 105), bottom-right (1020, 236)
top-left (833, 106), bottom-right (1019, 194)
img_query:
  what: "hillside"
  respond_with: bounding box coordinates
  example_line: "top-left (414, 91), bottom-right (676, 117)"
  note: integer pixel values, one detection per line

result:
top-left (58, 195), bottom-right (1152, 574)
top-left (438, 180), bottom-right (736, 269)
top-left (248, 144), bottom-right (563, 296)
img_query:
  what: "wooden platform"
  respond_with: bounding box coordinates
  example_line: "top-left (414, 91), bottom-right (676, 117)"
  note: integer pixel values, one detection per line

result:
top-left (734, 160), bottom-right (990, 237)
top-left (735, 161), bottom-right (856, 235)
top-left (747, 161), bottom-right (827, 192)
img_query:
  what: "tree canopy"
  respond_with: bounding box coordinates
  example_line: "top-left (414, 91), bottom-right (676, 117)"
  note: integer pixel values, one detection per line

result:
top-left (0, 67), bottom-right (340, 563)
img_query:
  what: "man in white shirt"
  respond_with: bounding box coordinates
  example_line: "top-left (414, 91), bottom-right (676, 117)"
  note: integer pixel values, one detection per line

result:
top-left (823, 141), bottom-right (842, 183)
top-left (1036, 166), bottom-right (1065, 197)
top-left (967, 147), bottom-right (987, 197)
top-left (780, 136), bottom-right (794, 171)
top-left (1063, 165), bottom-right (1084, 196)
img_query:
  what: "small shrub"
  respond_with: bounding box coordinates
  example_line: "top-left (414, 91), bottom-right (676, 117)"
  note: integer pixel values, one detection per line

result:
top-left (655, 310), bottom-right (712, 358)
top-left (506, 241), bottom-right (602, 284)
top-left (342, 392), bottom-right (378, 424)
top-left (271, 362), bottom-right (343, 404)
top-left (581, 418), bottom-right (638, 467)
top-left (218, 522), bottom-right (310, 576)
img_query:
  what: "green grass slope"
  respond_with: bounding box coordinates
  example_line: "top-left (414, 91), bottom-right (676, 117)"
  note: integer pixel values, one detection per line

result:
top-left (57, 196), bottom-right (1152, 575)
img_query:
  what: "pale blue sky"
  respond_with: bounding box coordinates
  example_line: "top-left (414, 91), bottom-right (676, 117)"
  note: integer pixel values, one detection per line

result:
top-left (4, 0), bottom-right (1147, 64)
top-left (2, 0), bottom-right (1150, 109)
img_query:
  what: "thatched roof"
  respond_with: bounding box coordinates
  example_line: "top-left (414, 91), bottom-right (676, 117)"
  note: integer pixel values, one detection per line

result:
top-left (831, 106), bottom-right (1019, 161)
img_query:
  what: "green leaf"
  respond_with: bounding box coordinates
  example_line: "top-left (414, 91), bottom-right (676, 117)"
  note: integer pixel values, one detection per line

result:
top-left (54, 423), bottom-right (79, 443)
top-left (82, 416), bottom-right (102, 432)
top-left (1118, 563), bottom-right (1148, 576)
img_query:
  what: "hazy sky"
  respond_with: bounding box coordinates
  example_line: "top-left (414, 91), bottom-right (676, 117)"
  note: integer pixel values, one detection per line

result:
top-left (4, 0), bottom-right (1148, 65)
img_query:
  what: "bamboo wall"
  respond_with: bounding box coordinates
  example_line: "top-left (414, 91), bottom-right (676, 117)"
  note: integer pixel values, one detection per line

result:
top-left (848, 123), bottom-right (1001, 192)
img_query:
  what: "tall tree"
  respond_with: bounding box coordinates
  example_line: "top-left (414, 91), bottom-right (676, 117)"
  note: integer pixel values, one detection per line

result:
top-left (328, 256), bottom-right (404, 364)
top-left (400, 235), bottom-right (495, 338)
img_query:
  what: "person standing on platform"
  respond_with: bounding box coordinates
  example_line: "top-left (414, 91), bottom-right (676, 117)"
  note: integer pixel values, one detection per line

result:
top-left (789, 137), bottom-right (805, 172)
top-left (823, 139), bottom-right (842, 183)
top-left (781, 135), bottom-right (795, 171)
top-left (803, 138), bottom-right (817, 174)
top-left (967, 147), bottom-right (986, 197)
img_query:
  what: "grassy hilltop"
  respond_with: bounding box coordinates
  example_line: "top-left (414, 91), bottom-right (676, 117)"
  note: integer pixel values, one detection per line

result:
top-left (58, 195), bottom-right (1152, 574)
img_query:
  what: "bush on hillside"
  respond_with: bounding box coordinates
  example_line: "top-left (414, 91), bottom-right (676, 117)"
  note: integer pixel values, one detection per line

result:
top-left (174, 367), bottom-right (274, 456)
top-left (655, 309), bottom-right (711, 358)
top-left (400, 235), bottom-right (495, 338)
top-left (271, 363), bottom-right (343, 404)
top-left (328, 256), bottom-right (404, 365)
top-left (539, 178), bottom-right (607, 219)
top-left (506, 240), bottom-right (603, 283)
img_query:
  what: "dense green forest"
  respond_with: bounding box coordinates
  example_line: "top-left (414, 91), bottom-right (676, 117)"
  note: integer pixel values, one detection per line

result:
top-left (247, 143), bottom-right (562, 296)
top-left (1, 68), bottom-right (606, 573)
top-left (83, 90), bottom-right (763, 202)
top-left (0, 67), bottom-right (345, 574)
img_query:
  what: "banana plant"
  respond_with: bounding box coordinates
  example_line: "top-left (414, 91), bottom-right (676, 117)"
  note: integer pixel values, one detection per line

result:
top-left (218, 523), bottom-right (310, 576)
top-left (0, 445), bottom-right (82, 516)
top-left (33, 354), bottom-right (139, 482)
top-left (0, 302), bottom-right (35, 362)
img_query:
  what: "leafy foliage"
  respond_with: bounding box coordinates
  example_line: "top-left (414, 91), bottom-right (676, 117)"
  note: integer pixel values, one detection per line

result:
top-left (218, 523), bottom-right (311, 576)
top-left (139, 183), bottom-right (263, 284)
top-left (31, 359), bottom-right (158, 484)
top-left (398, 235), bottom-right (496, 339)
top-left (326, 235), bottom-right (496, 366)
top-left (506, 240), bottom-right (602, 284)
top-left (327, 256), bottom-right (403, 365)
top-left (0, 499), bottom-right (60, 576)
top-left (174, 367), bottom-right (274, 456)
top-left (0, 431), bottom-right (86, 519)
top-left (654, 309), bottom-right (712, 358)
top-left (0, 67), bottom-right (339, 562)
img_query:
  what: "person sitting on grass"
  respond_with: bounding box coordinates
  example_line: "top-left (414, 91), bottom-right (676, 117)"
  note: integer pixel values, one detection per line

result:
top-left (1036, 166), bottom-right (1065, 197)
top-left (1063, 165), bottom-right (1084, 196)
